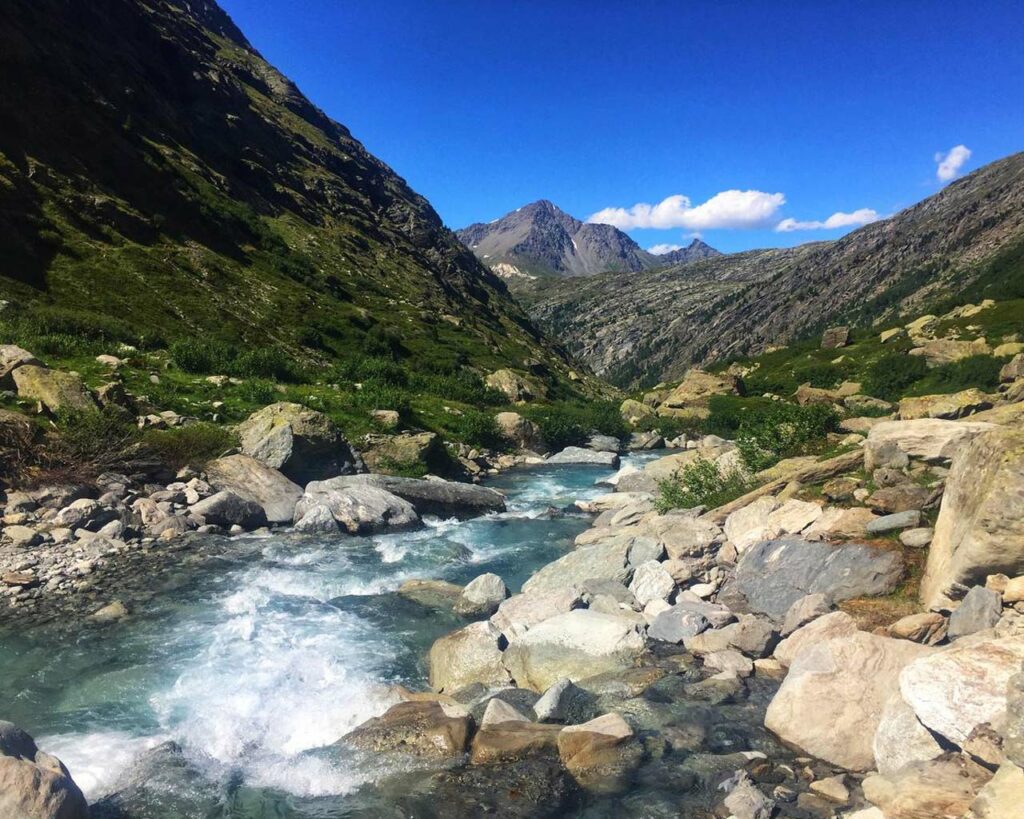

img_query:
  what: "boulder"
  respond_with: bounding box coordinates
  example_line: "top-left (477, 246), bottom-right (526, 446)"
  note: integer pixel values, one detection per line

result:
top-left (490, 588), bottom-right (582, 641)
top-left (766, 499), bottom-right (822, 535)
top-left (295, 479), bottom-right (418, 534)
top-left (627, 560), bottom-right (675, 607)
top-left (899, 389), bottom-right (994, 420)
top-left (502, 610), bottom-right (646, 691)
top-left (947, 586), bottom-right (1003, 640)
top-left (873, 692), bottom-right (944, 775)
top-left (546, 447), bottom-right (619, 468)
top-left (723, 496), bottom-right (780, 553)
top-left (887, 612), bottom-right (948, 645)
top-left (615, 450), bottom-right (697, 493)
top-left (486, 369), bottom-right (536, 403)
top-left (360, 431), bottom-right (455, 477)
top-left (1000, 354), bottom-right (1024, 383)
top-left (863, 755), bottom-right (992, 819)
top-left (657, 369), bottom-right (743, 419)
top-left (764, 632), bottom-right (935, 770)
top-left (648, 600), bottom-right (732, 644)
top-left (324, 473), bottom-right (505, 518)
top-left (189, 490), bottom-right (267, 529)
top-left (495, 412), bottom-right (547, 453)
top-left (910, 337), bottom-right (992, 366)
top-left (556, 713), bottom-right (641, 793)
top-left (626, 430), bottom-right (663, 451)
top-left (821, 326), bottom-right (850, 349)
top-left (0, 344), bottom-right (41, 387)
top-left (967, 762), bottom-right (1024, 818)
top-left (291, 503), bottom-right (338, 534)
top-left (429, 621), bottom-right (511, 692)
top-left (522, 540), bottom-right (630, 596)
top-left (867, 485), bottom-right (932, 514)
top-left (204, 454), bottom-right (302, 524)
top-left (342, 700), bottom-right (471, 758)
top-left (470, 719), bottom-right (561, 765)
top-left (730, 538), bottom-right (904, 622)
top-left (236, 402), bottom-right (360, 484)
top-left (866, 510), bottom-right (921, 534)
top-left (0, 720), bottom-right (88, 819)
top-left (454, 573), bottom-right (509, 617)
top-left (619, 399), bottom-right (654, 425)
top-left (533, 678), bottom-right (596, 724)
top-left (864, 418), bottom-right (996, 470)
top-left (12, 365), bottom-right (95, 413)
top-left (900, 527), bottom-right (934, 549)
top-left (685, 614), bottom-right (776, 658)
top-left (900, 636), bottom-right (1024, 747)
top-left (723, 773), bottom-right (775, 819)
top-left (398, 579), bottom-right (464, 610)
top-left (773, 611), bottom-right (859, 667)
top-left (780, 593), bottom-right (831, 636)
top-left (921, 427), bottom-right (1024, 608)
top-left (804, 506), bottom-right (877, 540)
top-left (586, 434), bottom-right (621, 453)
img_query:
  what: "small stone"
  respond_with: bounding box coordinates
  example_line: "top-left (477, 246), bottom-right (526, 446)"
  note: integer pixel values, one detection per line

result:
top-left (900, 527), bottom-right (934, 548)
top-left (809, 774), bottom-right (849, 804)
top-left (90, 601), bottom-right (130, 622)
top-left (781, 593), bottom-right (831, 636)
top-left (947, 586), bottom-right (1003, 640)
top-left (865, 509), bottom-right (921, 534)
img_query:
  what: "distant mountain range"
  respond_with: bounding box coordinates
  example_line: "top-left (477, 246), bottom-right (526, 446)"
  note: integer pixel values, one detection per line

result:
top-left (522, 152), bottom-right (1024, 387)
top-left (456, 200), bottom-right (720, 279)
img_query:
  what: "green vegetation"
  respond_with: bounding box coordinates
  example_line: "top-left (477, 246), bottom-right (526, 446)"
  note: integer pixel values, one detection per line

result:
top-left (655, 457), bottom-right (750, 513)
top-left (523, 401), bottom-right (627, 452)
top-left (141, 423), bottom-right (238, 470)
top-left (735, 402), bottom-right (839, 473)
top-left (862, 354), bottom-right (929, 401)
top-left (904, 355), bottom-right (1003, 396)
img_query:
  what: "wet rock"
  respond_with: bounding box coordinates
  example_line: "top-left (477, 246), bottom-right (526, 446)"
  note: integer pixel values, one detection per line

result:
top-left (0, 720), bottom-right (88, 819)
top-left (454, 573), bottom-right (509, 617)
top-left (557, 713), bottom-right (641, 793)
top-left (765, 631), bottom-right (934, 770)
top-left (188, 490), bottom-right (267, 529)
top-left (921, 426), bottom-right (1024, 608)
top-left (547, 447), bottom-right (619, 468)
top-left (295, 480), bottom-right (418, 535)
top-left (343, 700), bottom-right (472, 757)
top-left (722, 770), bottom-right (775, 819)
top-left (470, 702), bottom-right (560, 764)
top-left (730, 537), bottom-right (904, 622)
top-left (398, 578), bottom-right (463, 610)
top-left (429, 621), bottom-right (510, 693)
top-left (533, 678), bottom-right (597, 724)
top-left (502, 610), bottom-right (646, 691)
top-left (900, 636), bottom-right (1024, 747)
top-left (291, 502), bottom-right (338, 534)
top-left (237, 401), bottom-right (360, 484)
top-left (325, 474), bottom-right (506, 518)
top-left (948, 586), bottom-right (1003, 640)
top-left (90, 600), bottom-right (130, 622)
top-left (205, 454), bottom-right (302, 524)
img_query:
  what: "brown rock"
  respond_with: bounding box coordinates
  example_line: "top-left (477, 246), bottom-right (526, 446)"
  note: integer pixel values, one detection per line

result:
top-left (342, 700), bottom-right (472, 757)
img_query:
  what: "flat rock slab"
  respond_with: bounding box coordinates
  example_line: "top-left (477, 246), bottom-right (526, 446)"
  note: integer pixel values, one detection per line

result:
top-left (729, 537), bottom-right (904, 622)
top-left (326, 474), bottom-right (506, 518)
top-left (547, 447), bottom-right (620, 468)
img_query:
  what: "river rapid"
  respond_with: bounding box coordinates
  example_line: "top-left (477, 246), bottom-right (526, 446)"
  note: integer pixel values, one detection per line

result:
top-left (0, 454), bottom-right (672, 817)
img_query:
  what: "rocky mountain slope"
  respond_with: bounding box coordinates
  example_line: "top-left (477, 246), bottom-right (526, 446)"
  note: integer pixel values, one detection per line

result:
top-left (525, 152), bottom-right (1024, 387)
top-left (0, 0), bottom-right (576, 384)
top-left (456, 200), bottom-right (719, 279)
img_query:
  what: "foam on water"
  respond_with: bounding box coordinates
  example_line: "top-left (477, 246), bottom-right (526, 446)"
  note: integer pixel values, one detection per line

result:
top-left (40, 731), bottom-right (167, 799)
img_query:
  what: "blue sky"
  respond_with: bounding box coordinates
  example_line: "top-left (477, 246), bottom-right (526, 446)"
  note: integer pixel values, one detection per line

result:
top-left (219, 0), bottom-right (1023, 254)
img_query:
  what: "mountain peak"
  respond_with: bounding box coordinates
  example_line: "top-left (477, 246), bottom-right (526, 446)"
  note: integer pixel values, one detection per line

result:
top-left (457, 201), bottom-right (720, 279)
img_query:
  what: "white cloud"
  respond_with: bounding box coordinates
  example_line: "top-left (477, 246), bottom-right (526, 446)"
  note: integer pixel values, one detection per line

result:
top-left (588, 189), bottom-right (786, 231)
top-left (775, 208), bottom-right (881, 232)
top-left (648, 243), bottom-right (683, 255)
top-left (935, 144), bottom-right (971, 181)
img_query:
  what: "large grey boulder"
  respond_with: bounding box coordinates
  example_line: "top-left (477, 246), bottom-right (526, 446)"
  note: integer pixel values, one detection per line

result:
top-left (454, 573), bottom-right (509, 617)
top-left (522, 539), bottom-right (631, 595)
top-left (323, 474), bottom-right (505, 518)
top-left (864, 418), bottom-right (996, 470)
top-left (204, 454), bottom-right (302, 524)
top-left (547, 447), bottom-right (620, 468)
top-left (12, 365), bottom-right (96, 413)
top-left (237, 401), bottom-right (361, 484)
top-left (900, 636), bottom-right (1024, 747)
top-left (920, 427), bottom-right (1024, 608)
top-left (295, 479), bottom-right (418, 535)
top-left (502, 610), bottom-right (646, 691)
top-left (190, 490), bottom-right (267, 529)
top-left (727, 537), bottom-right (904, 622)
top-left (764, 632), bottom-right (935, 770)
top-left (490, 588), bottom-right (582, 641)
top-left (429, 621), bottom-right (511, 692)
top-left (0, 720), bottom-right (89, 819)
top-left (648, 599), bottom-right (734, 643)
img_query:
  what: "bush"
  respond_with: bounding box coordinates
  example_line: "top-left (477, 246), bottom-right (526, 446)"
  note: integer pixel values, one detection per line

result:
top-left (862, 354), bottom-right (929, 401)
top-left (632, 413), bottom-right (699, 441)
top-left (49, 408), bottom-right (141, 476)
top-left (907, 355), bottom-right (1003, 395)
top-left (701, 395), bottom-right (775, 439)
top-left (361, 324), bottom-right (405, 360)
top-left (238, 378), bottom-right (279, 405)
top-left (142, 423), bottom-right (238, 469)
top-left (352, 383), bottom-right (412, 417)
top-left (525, 401), bottom-right (627, 452)
top-left (444, 409), bottom-right (506, 451)
top-left (735, 401), bottom-right (839, 473)
top-left (409, 371), bottom-right (505, 407)
top-left (232, 347), bottom-right (299, 381)
top-left (170, 339), bottom-right (234, 374)
top-left (655, 457), bottom-right (750, 513)
top-left (792, 362), bottom-right (846, 389)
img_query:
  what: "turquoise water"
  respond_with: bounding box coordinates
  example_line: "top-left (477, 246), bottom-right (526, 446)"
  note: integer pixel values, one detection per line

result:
top-left (0, 456), bottom-right (658, 814)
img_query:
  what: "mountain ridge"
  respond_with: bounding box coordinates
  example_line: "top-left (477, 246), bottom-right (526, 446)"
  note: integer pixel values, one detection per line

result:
top-left (523, 152), bottom-right (1024, 387)
top-left (456, 200), bottom-right (720, 279)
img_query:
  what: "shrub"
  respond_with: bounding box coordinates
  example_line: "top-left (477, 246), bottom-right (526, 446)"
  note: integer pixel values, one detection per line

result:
top-left (791, 362), bottom-right (846, 389)
top-left (352, 383), bottom-right (412, 417)
top-left (444, 409), bottom-right (506, 450)
top-left (701, 395), bottom-right (775, 439)
top-left (525, 401), bottom-right (627, 452)
top-left (361, 324), bottom-right (405, 360)
top-left (232, 347), bottom-right (299, 381)
top-left (906, 354), bottom-right (1002, 395)
top-left (409, 371), bottom-right (505, 407)
top-left (655, 457), bottom-right (750, 513)
top-left (142, 423), bottom-right (238, 469)
top-left (862, 354), bottom-right (929, 401)
top-left (49, 408), bottom-right (141, 476)
top-left (735, 401), bottom-right (839, 473)
top-left (238, 378), bottom-right (279, 405)
top-left (170, 339), bottom-right (234, 374)
top-left (632, 413), bottom-right (699, 441)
